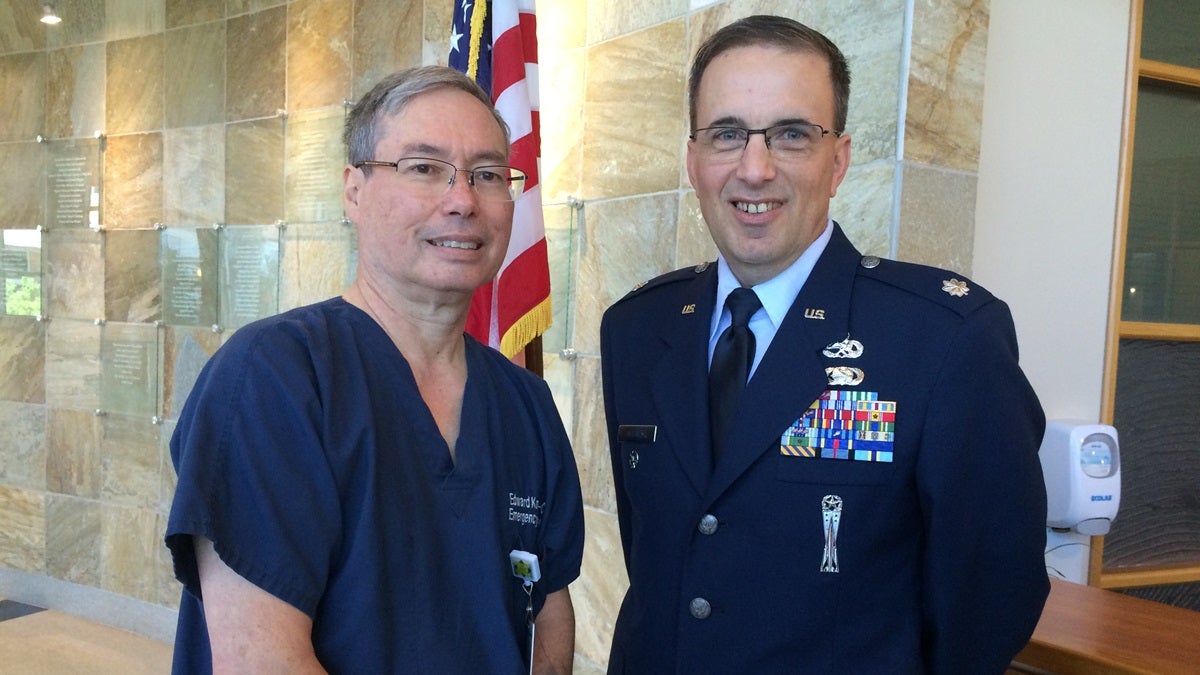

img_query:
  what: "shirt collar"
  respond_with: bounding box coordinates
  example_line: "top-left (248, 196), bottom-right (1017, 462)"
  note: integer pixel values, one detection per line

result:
top-left (711, 219), bottom-right (834, 340)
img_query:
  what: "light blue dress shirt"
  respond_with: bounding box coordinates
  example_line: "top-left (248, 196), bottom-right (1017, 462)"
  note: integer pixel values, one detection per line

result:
top-left (708, 219), bottom-right (834, 380)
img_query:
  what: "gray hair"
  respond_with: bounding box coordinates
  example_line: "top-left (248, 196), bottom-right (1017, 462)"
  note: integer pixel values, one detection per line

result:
top-left (344, 66), bottom-right (511, 166)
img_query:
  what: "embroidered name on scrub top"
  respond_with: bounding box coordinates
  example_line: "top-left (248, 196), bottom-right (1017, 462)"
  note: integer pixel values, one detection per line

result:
top-left (508, 492), bottom-right (544, 526)
top-left (780, 389), bottom-right (896, 462)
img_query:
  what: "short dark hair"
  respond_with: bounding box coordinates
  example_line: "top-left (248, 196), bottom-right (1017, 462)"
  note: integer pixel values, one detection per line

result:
top-left (688, 15), bottom-right (851, 133)
top-left (344, 66), bottom-right (510, 167)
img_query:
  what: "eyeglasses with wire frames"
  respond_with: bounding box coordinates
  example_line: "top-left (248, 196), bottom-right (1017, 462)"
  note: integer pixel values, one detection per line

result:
top-left (689, 123), bottom-right (843, 161)
top-left (354, 157), bottom-right (528, 202)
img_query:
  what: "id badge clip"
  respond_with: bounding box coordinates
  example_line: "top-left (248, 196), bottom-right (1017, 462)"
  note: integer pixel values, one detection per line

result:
top-left (510, 550), bottom-right (541, 675)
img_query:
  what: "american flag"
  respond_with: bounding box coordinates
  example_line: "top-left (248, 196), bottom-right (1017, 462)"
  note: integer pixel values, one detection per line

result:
top-left (450, 0), bottom-right (551, 359)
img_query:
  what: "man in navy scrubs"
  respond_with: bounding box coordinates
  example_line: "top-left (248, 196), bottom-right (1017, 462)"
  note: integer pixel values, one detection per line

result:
top-left (167, 66), bottom-right (584, 674)
top-left (601, 15), bottom-right (1048, 674)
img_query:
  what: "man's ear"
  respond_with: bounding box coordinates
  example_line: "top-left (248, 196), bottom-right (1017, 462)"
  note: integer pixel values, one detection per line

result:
top-left (343, 165), bottom-right (362, 210)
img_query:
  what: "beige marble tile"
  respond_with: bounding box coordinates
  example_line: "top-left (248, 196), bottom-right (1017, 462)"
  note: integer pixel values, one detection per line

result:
top-left (45, 493), bottom-right (102, 586)
top-left (0, 143), bottom-right (46, 227)
top-left (0, 401), bottom-right (46, 489)
top-left (896, 163), bottom-right (976, 274)
top-left (43, 0), bottom-right (108, 50)
top-left (540, 47), bottom-right (585, 203)
top-left (0, 485), bottom-right (46, 574)
top-left (351, 0), bottom-right (422, 99)
top-left (227, 0), bottom-right (288, 16)
top-left (105, 35), bottom-right (164, 135)
top-left (905, 0), bottom-right (988, 172)
top-left (105, 0), bottom-right (166, 41)
top-left (0, 316), bottom-right (46, 404)
top-left (676, 190), bottom-right (717, 268)
top-left (161, 326), bottom-right (222, 420)
top-left (586, 0), bottom-right (686, 46)
top-left (831, 160), bottom-right (896, 258)
top-left (0, 52), bottom-right (46, 143)
top-left (581, 20), bottom-right (687, 200)
top-left (163, 125), bottom-right (225, 226)
top-left (278, 222), bottom-right (355, 309)
top-left (100, 504), bottom-right (159, 602)
top-left (0, 1), bottom-right (46, 54)
top-left (104, 229), bottom-right (162, 323)
top-left (103, 132), bottom-right (164, 230)
top-left (46, 44), bottom-right (107, 139)
top-left (284, 106), bottom-right (346, 224)
top-left (573, 653), bottom-right (606, 675)
top-left (574, 194), bottom-right (679, 355)
top-left (47, 407), bottom-right (102, 498)
top-left (101, 414), bottom-right (163, 509)
top-left (572, 507), bottom-right (627, 668)
top-left (166, 0), bottom-right (224, 28)
top-left (287, 0), bottom-right (352, 111)
top-left (226, 118), bottom-right (285, 224)
top-left (226, 6), bottom-right (286, 122)
top-left (538, 0), bottom-right (587, 54)
top-left (420, 0), bottom-right (454, 68)
top-left (830, 0), bottom-right (906, 165)
top-left (571, 356), bottom-right (615, 513)
top-left (44, 318), bottom-right (101, 410)
top-left (45, 228), bottom-right (105, 320)
top-left (164, 21), bottom-right (226, 128)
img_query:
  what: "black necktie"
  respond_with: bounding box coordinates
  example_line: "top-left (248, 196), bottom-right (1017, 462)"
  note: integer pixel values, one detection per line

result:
top-left (709, 287), bottom-right (761, 463)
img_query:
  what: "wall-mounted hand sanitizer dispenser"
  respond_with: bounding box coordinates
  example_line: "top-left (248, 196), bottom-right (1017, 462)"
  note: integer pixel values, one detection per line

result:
top-left (1038, 420), bottom-right (1120, 535)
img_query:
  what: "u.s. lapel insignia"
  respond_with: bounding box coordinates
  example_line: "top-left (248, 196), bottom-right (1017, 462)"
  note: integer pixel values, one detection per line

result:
top-left (823, 335), bottom-right (864, 359)
top-left (804, 308), bottom-right (826, 320)
top-left (826, 366), bottom-right (864, 386)
top-left (681, 303), bottom-right (696, 314)
top-left (942, 278), bottom-right (969, 297)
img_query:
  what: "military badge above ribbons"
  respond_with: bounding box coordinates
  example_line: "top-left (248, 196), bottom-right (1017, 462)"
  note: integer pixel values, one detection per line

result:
top-left (780, 390), bottom-right (897, 462)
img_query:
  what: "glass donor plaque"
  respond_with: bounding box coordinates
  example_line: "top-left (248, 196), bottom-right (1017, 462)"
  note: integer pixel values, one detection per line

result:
top-left (1, 229), bottom-right (43, 316)
top-left (219, 225), bottom-right (281, 330)
top-left (161, 227), bottom-right (218, 327)
top-left (285, 105), bottom-right (347, 224)
top-left (46, 138), bottom-right (102, 230)
top-left (100, 321), bottom-right (160, 418)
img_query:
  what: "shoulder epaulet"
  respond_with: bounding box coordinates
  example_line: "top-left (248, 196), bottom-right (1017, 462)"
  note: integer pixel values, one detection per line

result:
top-left (613, 261), bottom-right (714, 304)
top-left (855, 255), bottom-right (995, 317)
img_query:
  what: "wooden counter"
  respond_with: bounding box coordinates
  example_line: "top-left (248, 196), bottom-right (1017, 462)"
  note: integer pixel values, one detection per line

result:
top-left (1012, 577), bottom-right (1200, 674)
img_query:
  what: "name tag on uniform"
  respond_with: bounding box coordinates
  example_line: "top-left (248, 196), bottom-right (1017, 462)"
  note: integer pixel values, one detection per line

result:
top-left (617, 424), bottom-right (657, 443)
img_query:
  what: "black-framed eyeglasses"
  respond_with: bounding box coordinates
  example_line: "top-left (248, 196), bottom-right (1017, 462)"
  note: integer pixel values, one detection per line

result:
top-left (690, 123), bottom-right (843, 160)
top-left (354, 156), bottom-right (528, 201)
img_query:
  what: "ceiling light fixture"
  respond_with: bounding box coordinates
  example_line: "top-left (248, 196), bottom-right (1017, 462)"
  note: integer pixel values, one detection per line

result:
top-left (40, 4), bottom-right (61, 25)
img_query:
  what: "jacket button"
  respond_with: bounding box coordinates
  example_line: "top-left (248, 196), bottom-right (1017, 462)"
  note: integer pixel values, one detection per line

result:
top-left (689, 597), bottom-right (711, 619)
top-left (697, 514), bottom-right (719, 535)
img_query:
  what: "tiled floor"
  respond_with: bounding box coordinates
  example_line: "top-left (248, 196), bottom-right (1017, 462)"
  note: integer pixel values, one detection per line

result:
top-left (0, 599), bottom-right (172, 674)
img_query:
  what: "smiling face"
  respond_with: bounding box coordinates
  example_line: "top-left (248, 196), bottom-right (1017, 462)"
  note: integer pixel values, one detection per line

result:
top-left (687, 45), bottom-right (851, 287)
top-left (343, 87), bottom-right (514, 302)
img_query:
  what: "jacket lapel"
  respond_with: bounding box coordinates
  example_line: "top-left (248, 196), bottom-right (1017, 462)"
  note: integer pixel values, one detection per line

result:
top-left (647, 265), bottom-right (719, 497)
top-left (706, 226), bottom-right (863, 500)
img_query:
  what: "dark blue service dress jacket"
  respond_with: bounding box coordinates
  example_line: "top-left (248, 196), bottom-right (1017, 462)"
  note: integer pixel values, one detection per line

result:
top-left (600, 224), bottom-right (1049, 674)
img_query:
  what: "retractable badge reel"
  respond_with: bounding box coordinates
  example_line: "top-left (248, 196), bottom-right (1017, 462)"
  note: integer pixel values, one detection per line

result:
top-left (510, 550), bottom-right (541, 674)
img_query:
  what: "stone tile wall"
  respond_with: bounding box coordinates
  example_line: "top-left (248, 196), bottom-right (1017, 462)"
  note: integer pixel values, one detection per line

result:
top-left (0, 0), bottom-right (990, 670)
